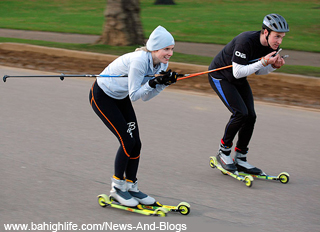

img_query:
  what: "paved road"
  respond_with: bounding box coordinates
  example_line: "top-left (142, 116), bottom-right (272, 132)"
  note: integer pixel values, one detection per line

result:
top-left (1, 66), bottom-right (319, 232)
top-left (0, 28), bottom-right (319, 67)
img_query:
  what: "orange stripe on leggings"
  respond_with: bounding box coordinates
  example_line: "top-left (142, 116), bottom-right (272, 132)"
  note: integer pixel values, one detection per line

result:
top-left (90, 83), bottom-right (94, 106)
top-left (130, 155), bottom-right (140, 160)
top-left (91, 84), bottom-right (130, 158)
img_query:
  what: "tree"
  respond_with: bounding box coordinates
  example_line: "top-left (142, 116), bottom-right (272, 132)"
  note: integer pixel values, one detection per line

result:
top-left (154, 0), bottom-right (176, 4)
top-left (97, 0), bottom-right (145, 46)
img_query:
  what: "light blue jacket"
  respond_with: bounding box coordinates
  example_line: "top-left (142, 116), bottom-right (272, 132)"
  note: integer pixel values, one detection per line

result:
top-left (97, 50), bottom-right (168, 101)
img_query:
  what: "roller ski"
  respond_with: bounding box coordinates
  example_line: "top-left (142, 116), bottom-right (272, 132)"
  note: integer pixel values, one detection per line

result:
top-left (238, 171), bottom-right (289, 184)
top-left (233, 149), bottom-right (290, 184)
top-left (97, 194), bottom-right (168, 217)
top-left (209, 156), bottom-right (253, 187)
top-left (98, 177), bottom-right (190, 216)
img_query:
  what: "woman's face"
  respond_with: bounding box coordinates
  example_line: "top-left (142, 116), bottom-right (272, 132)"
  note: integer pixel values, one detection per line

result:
top-left (152, 45), bottom-right (174, 65)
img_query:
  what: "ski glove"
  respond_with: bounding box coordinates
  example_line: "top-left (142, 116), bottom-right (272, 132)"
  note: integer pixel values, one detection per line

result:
top-left (160, 70), bottom-right (180, 85)
top-left (149, 69), bottom-right (181, 88)
top-left (148, 74), bottom-right (167, 88)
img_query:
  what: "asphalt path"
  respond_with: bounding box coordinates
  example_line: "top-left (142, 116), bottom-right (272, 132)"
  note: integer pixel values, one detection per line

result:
top-left (1, 66), bottom-right (319, 232)
top-left (1, 28), bottom-right (319, 67)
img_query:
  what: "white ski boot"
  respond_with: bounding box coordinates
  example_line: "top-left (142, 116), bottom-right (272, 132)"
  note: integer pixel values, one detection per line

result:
top-left (110, 177), bottom-right (139, 207)
top-left (216, 142), bottom-right (237, 173)
top-left (234, 151), bottom-right (262, 175)
top-left (127, 180), bottom-right (155, 205)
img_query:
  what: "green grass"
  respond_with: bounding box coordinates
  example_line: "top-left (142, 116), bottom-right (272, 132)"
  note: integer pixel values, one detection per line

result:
top-left (1, 37), bottom-right (319, 77)
top-left (0, 0), bottom-right (319, 52)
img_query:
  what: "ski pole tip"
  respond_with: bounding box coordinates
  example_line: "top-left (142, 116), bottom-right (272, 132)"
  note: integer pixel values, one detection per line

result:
top-left (3, 75), bottom-right (8, 82)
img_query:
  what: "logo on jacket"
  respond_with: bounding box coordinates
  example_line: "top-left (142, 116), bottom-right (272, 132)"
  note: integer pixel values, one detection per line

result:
top-left (235, 51), bottom-right (246, 59)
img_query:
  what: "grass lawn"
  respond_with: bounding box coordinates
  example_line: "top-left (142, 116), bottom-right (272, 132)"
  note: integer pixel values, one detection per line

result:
top-left (0, 0), bottom-right (319, 52)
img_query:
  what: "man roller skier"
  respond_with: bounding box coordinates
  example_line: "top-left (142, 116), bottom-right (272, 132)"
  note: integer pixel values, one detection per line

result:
top-left (208, 14), bottom-right (289, 174)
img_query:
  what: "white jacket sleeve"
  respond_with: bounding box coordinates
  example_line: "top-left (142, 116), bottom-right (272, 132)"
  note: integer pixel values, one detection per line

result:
top-left (128, 60), bottom-right (166, 102)
top-left (232, 61), bottom-right (276, 79)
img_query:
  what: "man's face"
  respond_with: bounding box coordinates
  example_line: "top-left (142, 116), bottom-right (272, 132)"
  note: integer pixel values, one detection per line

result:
top-left (266, 30), bottom-right (286, 50)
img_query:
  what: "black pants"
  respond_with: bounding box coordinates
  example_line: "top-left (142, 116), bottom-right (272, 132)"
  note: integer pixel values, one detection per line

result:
top-left (209, 75), bottom-right (256, 152)
top-left (89, 81), bottom-right (141, 181)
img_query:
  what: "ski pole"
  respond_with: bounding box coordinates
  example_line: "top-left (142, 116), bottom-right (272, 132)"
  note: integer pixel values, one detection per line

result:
top-left (2, 68), bottom-right (228, 82)
top-left (2, 74), bottom-right (100, 82)
top-left (2, 74), bottom-right (154, 82)
top-left (2, 68), bottom-right (233, 83)
top-left (248, 54), bottom-right (289, 64)
top-left (248, 49), bottom-right (289, 63)
top-left (177, 65), bottom-right (233, 81)
top-left (2, 64), bottom-right (234, 83)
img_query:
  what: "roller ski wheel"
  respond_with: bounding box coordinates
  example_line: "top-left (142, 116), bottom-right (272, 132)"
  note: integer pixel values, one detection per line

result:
top-left (278, 172), bottom-right (290, 184)
top-left (177, 202), bottom-right (191, 215)
top-left (244, 176), bottom-right (253, 187)
top-left (238, 171), bottom-right (290, 184)
top-left (139, 201), bottom-right (190, 216)
top-left (98, 194), bottom-right (111, 207)
top-left (209, 156), bottom-right (253, 188)
top-left (97, 194), bottom-right (167, 217)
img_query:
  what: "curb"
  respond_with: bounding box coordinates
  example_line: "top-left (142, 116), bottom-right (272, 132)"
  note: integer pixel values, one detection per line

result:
top-left (0, 42), bottom-right (319, 87)
top-left (0, 42), bottom-right (208, 73)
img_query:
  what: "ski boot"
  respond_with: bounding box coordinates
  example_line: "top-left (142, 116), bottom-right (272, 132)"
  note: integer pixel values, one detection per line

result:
top-left (216, 141), bottom-right (237, 173)
top-left (110, 177), bottom-right (138, 207)
top-left (127, 179), bottom-right (156, 205)
top-left (234, 148), bottom-right (262, 175)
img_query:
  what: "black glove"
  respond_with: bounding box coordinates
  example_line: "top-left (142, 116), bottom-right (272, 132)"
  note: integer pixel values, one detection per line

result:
top-left (163, 70), bottom-right (178, 85)
top-left (160, 69), bottom-right (182, 86)
top-left (148, 74), bottom-right (167, 88)
top-left (149, 70), bottom-right (180, 88)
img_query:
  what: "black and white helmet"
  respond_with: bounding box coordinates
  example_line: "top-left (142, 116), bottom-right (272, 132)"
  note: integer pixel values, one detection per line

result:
top-left (262, 14), bottom-right (289, 33)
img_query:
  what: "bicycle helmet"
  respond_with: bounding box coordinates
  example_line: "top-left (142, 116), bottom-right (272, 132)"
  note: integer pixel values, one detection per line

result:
top-left (262, 14), bottom-right (289, 32)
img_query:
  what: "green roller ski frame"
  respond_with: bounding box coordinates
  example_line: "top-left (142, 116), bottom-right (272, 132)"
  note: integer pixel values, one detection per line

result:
top-left (209, 156), bottom-right (254, 187)
top-left (138, 201), bottom-right (190, 215)
top-left (238, 172), bottom-right (290, 184)
top-left (97, 194), bottom-right (168, 217)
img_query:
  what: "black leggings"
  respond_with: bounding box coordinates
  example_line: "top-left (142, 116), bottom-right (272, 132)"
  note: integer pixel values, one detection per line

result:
top-left (89, 81), bottom-right (141, 181)
top-left (209, 75), bottom-right (256, 152)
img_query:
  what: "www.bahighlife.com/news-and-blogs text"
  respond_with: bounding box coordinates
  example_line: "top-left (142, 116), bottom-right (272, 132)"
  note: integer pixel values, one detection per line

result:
top-left (3, 221), bottom-right (188, 232)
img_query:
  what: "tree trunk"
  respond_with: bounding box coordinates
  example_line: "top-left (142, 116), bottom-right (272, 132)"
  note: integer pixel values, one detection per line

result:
top-left (97, 0), bottom-right (144, 46)
top-left (154, 0), bottom-right (176, 5)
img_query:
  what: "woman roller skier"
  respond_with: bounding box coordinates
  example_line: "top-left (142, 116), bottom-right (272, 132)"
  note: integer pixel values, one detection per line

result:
top-left (90, 26), bottom-right (178, 207)
top-left (208, 14), bottom-right (289, 174)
